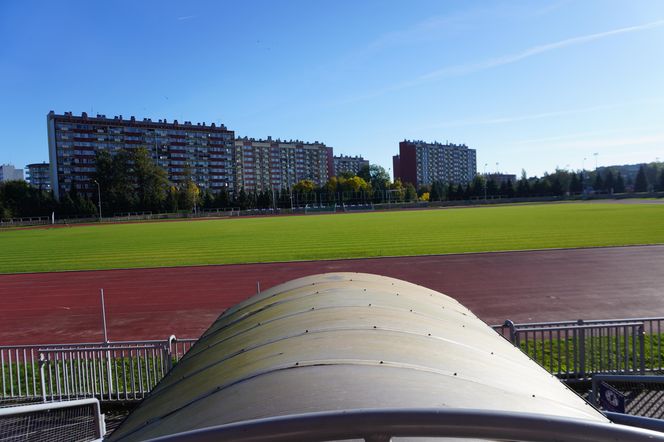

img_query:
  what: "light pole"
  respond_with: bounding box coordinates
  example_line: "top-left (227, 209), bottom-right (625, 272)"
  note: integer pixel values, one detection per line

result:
top-left (93, 179), bottom-right (102, 222)
top-left (483, 163), bottom-right (488, 201)
top-left (593, 152), bottom-right (599, 171)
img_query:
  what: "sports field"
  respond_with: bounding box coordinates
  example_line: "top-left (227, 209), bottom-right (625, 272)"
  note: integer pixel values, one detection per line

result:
top-left (1, 202), bottom-right (663, 274)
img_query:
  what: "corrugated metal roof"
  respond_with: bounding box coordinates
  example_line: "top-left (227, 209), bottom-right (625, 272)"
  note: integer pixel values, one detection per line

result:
top-left (111, 273), bottom-right (607, 441)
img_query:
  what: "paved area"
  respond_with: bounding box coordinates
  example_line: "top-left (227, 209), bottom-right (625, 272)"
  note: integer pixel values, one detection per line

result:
top-left (0, 245), bottom-right (662, 344)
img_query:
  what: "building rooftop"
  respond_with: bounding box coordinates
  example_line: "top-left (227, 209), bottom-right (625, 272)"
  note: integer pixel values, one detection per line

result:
top-left (48, 110), bottom-right (229, 131)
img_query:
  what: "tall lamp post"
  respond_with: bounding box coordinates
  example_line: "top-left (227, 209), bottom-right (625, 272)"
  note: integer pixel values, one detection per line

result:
top-left (483, 163), bottom-right (488, 201)
top-left (93, 179), bottom-right (102, 222)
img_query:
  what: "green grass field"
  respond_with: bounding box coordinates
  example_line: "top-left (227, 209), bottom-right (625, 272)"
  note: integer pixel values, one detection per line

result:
top-left (1, 202), bottom-right (663, 274)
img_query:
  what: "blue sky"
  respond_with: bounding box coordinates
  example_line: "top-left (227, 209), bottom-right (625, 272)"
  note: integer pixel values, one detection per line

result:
top-left (1, 0), bottom-right (663, 177)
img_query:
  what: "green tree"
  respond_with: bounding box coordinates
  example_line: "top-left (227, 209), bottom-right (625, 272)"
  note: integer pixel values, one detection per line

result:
top-left (166, 185), bottom-right (179, 212)
top-left (550, 177), bottom-right (564, 196)
top-left (486, 179), bottom-right (498, 197)
top-left (344, 176), bottom-right (370, 193)
top-left (293, 179), bottom-right (315, 193)
top-left (614, 172), bottom-right (626, 193)
top-left (504, 179), bottom-right (515, 198)
top-left (569, 173), bottom-right (581, 194)
top-left (133, 147), bottom-right (168, 211)
top-left (75, 194), bottom-right (98, 216)
top-left (604, 169), bottom-right (615, 193)
top-left (236, 188), bottom-right (249, 209)
top-left (389, 178), bottom-right (405, 201)
top-left (92, 148), bottom-right (137, 214)
top-left (593, 172), bottom-right (603, 193)
top-left (359, 164), bottom-right (391, 190)
top-left (404, 182), bottom-right (417, 202)
top-left (463, 184), bottom-right (471, 200)
top-left (0, 199), bottom-right (8, 219)
top-left (324, 176), bottom-right (339, 194)
top-left (634, 165), bottom-right (648, 192)
top-left (516, 170), bottom-right (530, 197)
top-left (200, 188), bottom-right (215, 209)
top-left (430, 181), bottom-right (442, 201)
top-left (447, 182), bottom-right (456, 200)
top-left (471, 175), bottom-right (485, 198)
top-left (658, 170), bottom-right (664, 192)
top-left (180, 180), bottom-right (200, 211)
top-left (214, 188), bottom-right (230, 208)
top-left (0, 180), bottom-right (55, 217)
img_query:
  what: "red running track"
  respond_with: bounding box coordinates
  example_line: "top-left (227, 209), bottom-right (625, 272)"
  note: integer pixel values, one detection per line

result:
top-left (1, 245), bottom-right (663, 344)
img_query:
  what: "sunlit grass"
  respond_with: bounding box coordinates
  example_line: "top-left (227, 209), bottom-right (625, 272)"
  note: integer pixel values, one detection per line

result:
top-left (0, 202), bottom-right (662, 273)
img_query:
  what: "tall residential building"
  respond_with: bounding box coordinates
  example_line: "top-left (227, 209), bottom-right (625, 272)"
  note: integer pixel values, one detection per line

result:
top-left (26, 162), bottom-right (51, 190)
top-left (234, 137), bottom-right (333, 192)
top-left (47, 111), bottom-right (235, 199)
top-left (393, 140), bottom-right (476, 187)
top-left (333, 155), bottom-right (369, 176)
top-left (0, 164), bottom-right (24, 182)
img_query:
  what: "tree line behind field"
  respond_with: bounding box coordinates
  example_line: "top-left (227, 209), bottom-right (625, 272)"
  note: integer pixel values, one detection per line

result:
top-left (1, 149), bottom-right (663, 220)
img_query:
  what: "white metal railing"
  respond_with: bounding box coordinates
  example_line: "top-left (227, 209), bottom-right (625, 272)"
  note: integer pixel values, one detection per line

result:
top-left (0, 337), bottom-right (196, 404)
top-left (492, 317), bottom-right (664, 380)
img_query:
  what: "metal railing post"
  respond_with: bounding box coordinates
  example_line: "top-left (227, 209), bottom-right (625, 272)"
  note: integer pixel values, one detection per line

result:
top-left (167, 335), bottom-right (177, 371)
top-left (503, 320), bottom-right (516, 344)
top-left (39, 353), bottom-right (47, 402)
top-left (577, 320), bottom-right (586, 379)
top-left (639, 324), bottom-right (646, 374)
top-left (590, 377), bottom-right (598, 407)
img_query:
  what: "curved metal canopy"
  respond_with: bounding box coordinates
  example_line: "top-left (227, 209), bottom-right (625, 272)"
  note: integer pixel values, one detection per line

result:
top-left (111, 272), bottom-right (608, 441)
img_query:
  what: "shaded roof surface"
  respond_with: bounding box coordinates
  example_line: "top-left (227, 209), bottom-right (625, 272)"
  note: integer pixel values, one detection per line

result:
top-left (111, 272), bottom-right (606, 441)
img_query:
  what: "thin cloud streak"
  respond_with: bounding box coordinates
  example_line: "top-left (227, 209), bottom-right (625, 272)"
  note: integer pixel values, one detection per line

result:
top-left (177, 15), bottom-right (197, 21)
top-left (425, 103), bottom-right (623, 129)
top-left (419, 19), bottom-right (664, 81)
top-left (511, 125), bottom-right (660, 146)
top-left (337, 19), bottom-right (664, 105)
top-left (511, 133), bottom-right (664, 154)
top-left (418, 97), bottom-right (664, 130)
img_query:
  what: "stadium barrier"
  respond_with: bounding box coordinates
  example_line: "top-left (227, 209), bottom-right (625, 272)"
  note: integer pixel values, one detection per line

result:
top-left (342, 203), bottom-right (374, 212)
top-left (303, 204), bottom-right (337, 214)
top-left (0, 337), bottom-right (196, 404)
top-left (0, 398), bottom-right (105, 441)
top-left (0, 216), bottom-right (50, 227)
top-left (493, 317), bottom-right (664, 380)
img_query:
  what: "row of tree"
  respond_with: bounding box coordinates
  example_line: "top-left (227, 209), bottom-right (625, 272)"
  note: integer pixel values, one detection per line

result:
top-left (1, 151), bottom-right (663, 220)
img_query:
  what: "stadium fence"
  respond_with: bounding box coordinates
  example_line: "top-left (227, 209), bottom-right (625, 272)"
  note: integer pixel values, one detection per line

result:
top-left (0, 337), bottom-right (196, 404)
top-left (493, 317), bottom-right (664, 380)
